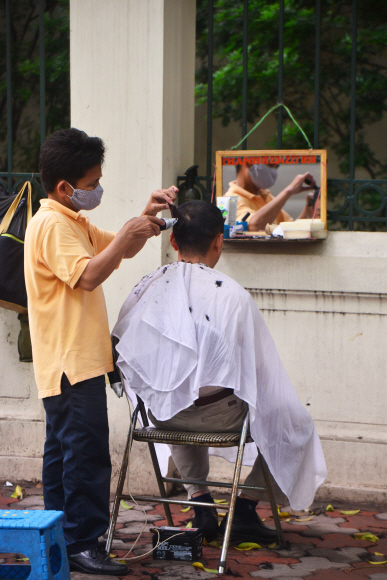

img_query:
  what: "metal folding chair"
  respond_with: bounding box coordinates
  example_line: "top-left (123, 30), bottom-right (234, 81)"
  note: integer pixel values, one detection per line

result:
top-left (106, 395), bottom-right (285, 574)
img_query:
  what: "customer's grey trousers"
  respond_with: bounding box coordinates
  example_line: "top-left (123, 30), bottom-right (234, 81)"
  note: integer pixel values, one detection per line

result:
top-left (149, 393), bottom-right (286, 502)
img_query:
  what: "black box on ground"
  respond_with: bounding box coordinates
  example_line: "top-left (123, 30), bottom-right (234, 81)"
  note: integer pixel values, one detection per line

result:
top-left (152, 526), bottom-right (203, 561)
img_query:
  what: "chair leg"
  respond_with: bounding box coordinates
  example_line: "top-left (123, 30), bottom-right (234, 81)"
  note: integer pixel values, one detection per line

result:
top-left (105, 406), bottom-right (138, 554)
top-left (218, 413), bottom-right (249, 575)
top-left (138, 399), bottom-right (174, 527)
top-left (258, 449), bottom-right (285, 547)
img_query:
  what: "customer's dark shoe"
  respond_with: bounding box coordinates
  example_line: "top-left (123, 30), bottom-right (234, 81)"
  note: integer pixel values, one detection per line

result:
top-left (68, 547), bottom-right (128, 575)
top-left (191, 493), bottom-right (219, 542)
top-left (219, 497), bottom-right (278, 544)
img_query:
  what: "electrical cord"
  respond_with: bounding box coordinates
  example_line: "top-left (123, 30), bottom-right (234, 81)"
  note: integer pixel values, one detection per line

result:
top-left (113, 394), bottom-right (188, 563)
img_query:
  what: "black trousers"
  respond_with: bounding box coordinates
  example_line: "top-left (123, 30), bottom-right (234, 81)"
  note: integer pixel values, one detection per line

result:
top-left (42, 374), bottom-right (111, 555)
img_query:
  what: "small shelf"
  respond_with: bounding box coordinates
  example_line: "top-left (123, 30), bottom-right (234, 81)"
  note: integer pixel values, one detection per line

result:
top-left (224, 237), bottom-right (324, 243)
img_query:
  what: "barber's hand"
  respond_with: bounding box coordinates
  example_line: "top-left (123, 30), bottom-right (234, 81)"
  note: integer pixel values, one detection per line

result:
top-left (306, 193), bottom-right (321, 218)
top-left (285, 173), bottom-right (316, 197)
top-left (122, 215), bottom-right (164, 241)
top-left (142, 185), bottom-right (178, 216)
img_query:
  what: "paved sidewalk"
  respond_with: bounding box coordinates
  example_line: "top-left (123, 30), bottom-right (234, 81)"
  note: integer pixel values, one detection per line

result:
top-left (2, 481), bottom-right (387, 579)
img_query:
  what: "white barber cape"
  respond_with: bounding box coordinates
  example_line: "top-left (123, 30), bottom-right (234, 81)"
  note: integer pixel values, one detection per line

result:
top-left (112, 262), bottom-right (327, 511)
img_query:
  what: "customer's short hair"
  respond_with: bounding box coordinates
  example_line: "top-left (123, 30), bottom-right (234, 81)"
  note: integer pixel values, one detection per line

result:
top-left (39, 128), bottom-right (105, 193)
top-left (172, 200), bottom-right (224, 255)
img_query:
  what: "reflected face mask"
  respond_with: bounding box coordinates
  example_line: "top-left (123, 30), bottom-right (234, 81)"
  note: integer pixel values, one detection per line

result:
top-left (66, 182), bottom-right (104, 211)
top-left (248, 165), bottom-right (278, 190)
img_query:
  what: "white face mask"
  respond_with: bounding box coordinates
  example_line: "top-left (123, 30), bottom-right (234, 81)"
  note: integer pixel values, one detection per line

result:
top-left (66, 182), bottom-right (104, 211)
top-left (248, 165), bottom-right (278, 190)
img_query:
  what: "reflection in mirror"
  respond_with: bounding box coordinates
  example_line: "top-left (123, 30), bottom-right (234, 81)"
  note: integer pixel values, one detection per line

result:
top-left (216, 150), bottom-right (327, 239)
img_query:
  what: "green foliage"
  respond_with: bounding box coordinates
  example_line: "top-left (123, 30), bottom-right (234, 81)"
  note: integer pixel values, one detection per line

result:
top-left (196, 0), bottom-right (387, 179)
top-left (0, 0), bottom-right (70, 173)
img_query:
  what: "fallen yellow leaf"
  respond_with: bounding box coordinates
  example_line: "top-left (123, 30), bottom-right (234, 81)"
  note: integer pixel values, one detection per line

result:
top-left (15, 558), bottom-right (29, 562)
top-left (354, 533), bottom-right (379, 543)
top-left (186, 521), bottom-right (192, 528)
top-left (205, 539), bottom-right (223, 549)
top-left (278, 512), bottom-right (291, 518)
top-left (295, 516), bottom-right (314, 522)
top-left (374, 552), bottom-right (385, 556)
top-left (326, 504), bottom-right (334, 512)
top-left (268, 542), bottom-right (277, 548)
top-left (120, 500), bottom-right (134, 510)
top-left (192, 562), bottom-right (218, 573)
top-left (368, 560), bottom-right (387, 565)
top-left (340, 510), bottom-right (360, 515)
top-left (235, 542), bottom-right (262, 551)
top-left (180, 506), bottom-right (191, 513)
top-left (109, 554), bottom-right (116, 558)
top-left (11, 485), bottom-right (23, 499)
top-left (218, 512), bottom-right (226, 517)
top-left (214, 499), bottom-right (229, 505)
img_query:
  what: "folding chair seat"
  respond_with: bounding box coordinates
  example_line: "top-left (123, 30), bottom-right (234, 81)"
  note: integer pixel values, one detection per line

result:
top-left (106, 396), bottom-right (284, 574)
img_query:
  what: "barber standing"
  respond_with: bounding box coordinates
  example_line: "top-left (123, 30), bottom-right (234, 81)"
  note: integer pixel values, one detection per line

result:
top-left (24, 128), bottom-right (176, 576)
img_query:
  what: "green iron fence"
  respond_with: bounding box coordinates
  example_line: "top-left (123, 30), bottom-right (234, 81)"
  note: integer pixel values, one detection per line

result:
top-left (1, 0), bottom-right (48, 209)
top-left (3, 1), bottom-right (386, 229)
top-left (185, 0), bottom-right (387, 231)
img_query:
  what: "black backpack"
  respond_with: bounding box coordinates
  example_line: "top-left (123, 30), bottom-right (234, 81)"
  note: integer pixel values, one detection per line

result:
top-left (0, 181), bottom-right (32, 313)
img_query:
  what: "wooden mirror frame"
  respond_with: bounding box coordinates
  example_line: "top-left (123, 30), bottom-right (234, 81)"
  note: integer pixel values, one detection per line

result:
top-left (215, 149), bottom-right (327, 229)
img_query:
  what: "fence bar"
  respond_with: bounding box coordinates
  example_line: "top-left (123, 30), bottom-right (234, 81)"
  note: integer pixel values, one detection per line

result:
top-left (277, 0), bottom-right (284, 149)
top-left (5, 0), bottom-right (12, 190)
top-left (348, 0), bottom-right (357, 230)
top-left (241, 0), bottom-right (248, 149)
top-left (313, 0), bottom-right (321, 148)
top-left (39, 0), bottom-right (46, 145)
top-left (206, 0), bottom-right (214, 187)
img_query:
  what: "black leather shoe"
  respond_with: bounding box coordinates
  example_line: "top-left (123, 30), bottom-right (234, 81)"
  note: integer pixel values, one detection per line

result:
top-left (68, 547), bottom-right (128, 575)
top-left (219, 497), bottom-right (278, 544)
top-left (191, 493), bottom-right (219, 542)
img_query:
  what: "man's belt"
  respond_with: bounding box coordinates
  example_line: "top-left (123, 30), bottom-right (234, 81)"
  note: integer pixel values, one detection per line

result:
top-left (194, 388), bottom-right (234, 407)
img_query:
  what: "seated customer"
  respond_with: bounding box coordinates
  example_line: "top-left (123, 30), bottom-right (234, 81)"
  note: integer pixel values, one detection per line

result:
top-left (113, 201), bottom-right (327, 543)
top-left (226, 164), bottom-right (317, 230)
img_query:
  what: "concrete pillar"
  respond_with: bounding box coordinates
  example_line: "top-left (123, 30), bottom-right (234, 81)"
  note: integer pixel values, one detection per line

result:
top-left (70, 0), bottom-right (195, 319)
top-left (70, 0), bottom-right (196, 490)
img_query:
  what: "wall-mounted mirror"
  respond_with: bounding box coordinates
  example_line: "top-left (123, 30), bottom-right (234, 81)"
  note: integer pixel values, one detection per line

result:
top-left (216, 150), bottom-right (327, 239)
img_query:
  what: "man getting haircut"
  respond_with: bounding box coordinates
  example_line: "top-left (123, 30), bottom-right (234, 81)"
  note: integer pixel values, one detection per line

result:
top-left (113, 200), bottom-right (327, 543)
top-left (25, 128), bottom-right (177, 575)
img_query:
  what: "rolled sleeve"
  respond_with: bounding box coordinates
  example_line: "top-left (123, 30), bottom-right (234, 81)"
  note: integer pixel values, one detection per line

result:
top-left (40, 222), bottom-right (91, 289)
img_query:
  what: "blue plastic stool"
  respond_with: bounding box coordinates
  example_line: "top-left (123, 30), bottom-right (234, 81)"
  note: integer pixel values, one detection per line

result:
top-left (0, 510), bottom-right (70, 580)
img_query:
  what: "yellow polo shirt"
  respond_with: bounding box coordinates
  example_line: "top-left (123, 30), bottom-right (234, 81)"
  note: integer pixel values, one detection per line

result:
top-left (25, 199), bottom-right (117, 398)
top-left (225, 181), bottom-right (292, 225)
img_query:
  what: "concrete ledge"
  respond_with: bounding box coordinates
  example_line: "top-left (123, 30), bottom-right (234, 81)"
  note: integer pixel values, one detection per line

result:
top-left (0, 456), bottom-right (42, 482)
top-left (0, 419), bottom-right (45, 458)
top-left (315, 483), bottom-right (387, 508)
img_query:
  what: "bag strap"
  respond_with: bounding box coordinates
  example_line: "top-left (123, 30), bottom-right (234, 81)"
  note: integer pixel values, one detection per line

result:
top-left (0, 181), bottom-right (32, 235)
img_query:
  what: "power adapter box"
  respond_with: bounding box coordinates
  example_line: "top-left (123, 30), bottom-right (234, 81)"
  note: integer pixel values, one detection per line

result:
top-left (152, 526), bottom-right (202, 561)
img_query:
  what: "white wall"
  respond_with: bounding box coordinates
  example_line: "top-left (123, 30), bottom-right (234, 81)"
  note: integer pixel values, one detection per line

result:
top-left (70, 0), bottom-right (196, 490)
top-left (2, 0), bottom-right (387, 507)
top-left (0, 310), bottom-right (44, 482)
top-left (0, 0), bottom-right (196, 490)
top-left (215, 232), bottom-right (387, 504)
